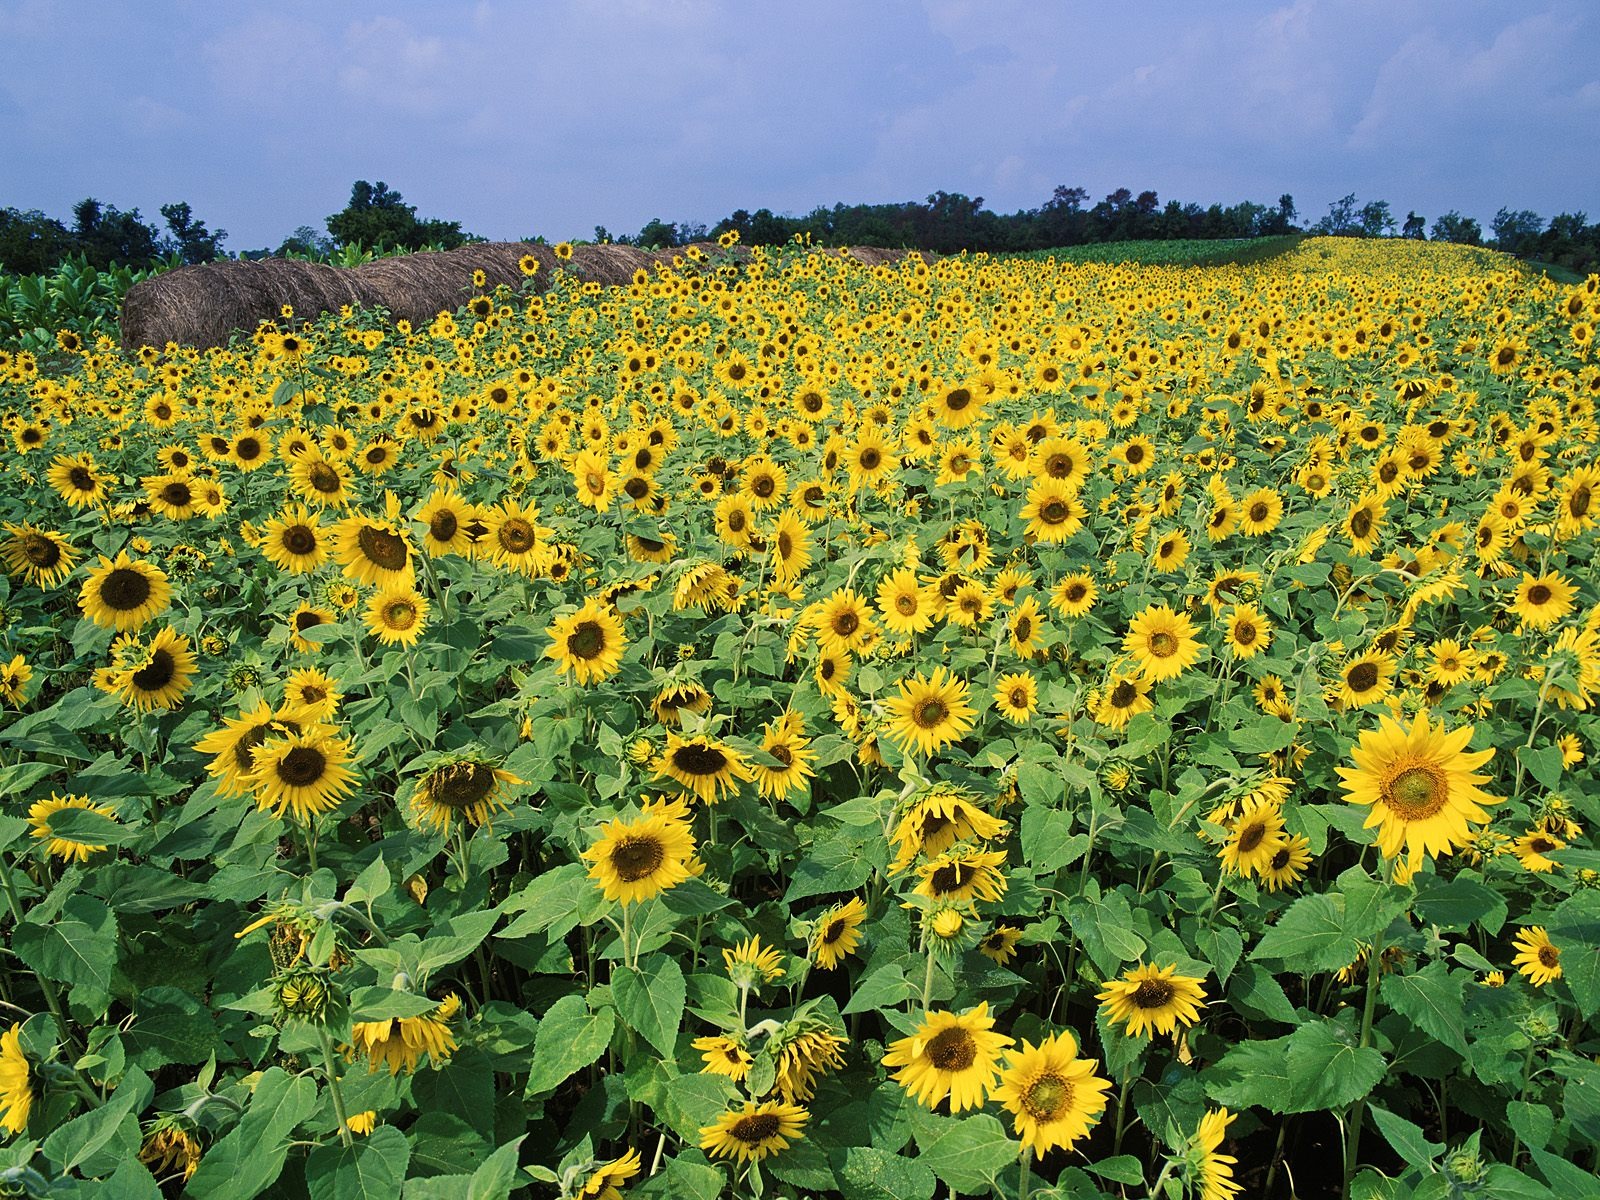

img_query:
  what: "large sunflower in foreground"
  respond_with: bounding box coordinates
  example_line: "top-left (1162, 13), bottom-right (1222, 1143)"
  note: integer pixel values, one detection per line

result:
top-left (194, 702), bottom-right (295, 797)
top-left (883, 667), bottom-right (976, 757)
top-left (1336, 711), bottom-right (1498, 861)
top-left (992, 1031), bottom-right (1112, 1155)
top-left (882, 1003), bottom-right (1013, 1112)
top-left (546, 598), bottom-right (627, 685)
top-left (583, 810), bottom-right (697, 905)
top-left (79, 551), bottom-right (171, 631)
top-left (1097, 963), bottom-right (1207, 1039)
top-left (245, 725), bottom-right (358, 823)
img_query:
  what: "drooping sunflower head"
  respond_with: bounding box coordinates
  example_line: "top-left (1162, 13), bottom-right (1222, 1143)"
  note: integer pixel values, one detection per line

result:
top-left (410, 752), bottom-right (523, 834)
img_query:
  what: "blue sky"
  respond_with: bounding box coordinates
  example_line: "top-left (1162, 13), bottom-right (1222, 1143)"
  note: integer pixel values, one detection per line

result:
top-left (2, 0), bottom-right (1596, 250)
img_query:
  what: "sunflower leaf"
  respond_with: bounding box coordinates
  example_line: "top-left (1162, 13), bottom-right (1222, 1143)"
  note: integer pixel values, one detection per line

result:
top-left (908, 1110), bottom-right (1017, 1192)
top-left (612, 954), bottom-right (686, 1059)
top-left (526, 993), bottom-right (615, 1096)
top-left (1380, 964), bottom-right (1469, 1057)
top-left (1283, 1019), bottom-right (1387, 1113)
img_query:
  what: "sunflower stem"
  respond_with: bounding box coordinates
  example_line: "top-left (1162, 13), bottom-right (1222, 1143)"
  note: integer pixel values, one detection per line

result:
top-left (921, 945), bottom-right (937, 1014)
top-left (0, 853), bottom-right (80, 1056)
top-left (1018, 1145), bottom-right (1032, 1200)
top-left (1112, 1061), bottom-right (1136, 1157)
top-left (1341, 940), bottom-right (1385, 1198)
top-left (317, 1027), bottom-right (354, 1147)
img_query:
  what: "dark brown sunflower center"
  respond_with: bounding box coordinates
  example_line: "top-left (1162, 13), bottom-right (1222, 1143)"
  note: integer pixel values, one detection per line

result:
top-left (356, 525), bottom-right (408, 571)
top-left (1132, 979), bottom-right (1174, 1008)
top-left (859, 449), bottom-right (881, 471)
top-left (1538, 945), bottom-right (1560, 968)
top-left (1351, 511), bottom-right (1373, 538)
top-left (1237, 820), bottom-right (1268, 853)
top-left (930, 863), bottom-right (976, 893)
top-left (307, 464), bottom-right (340, 494)
top-left (496, 517), bottom-right (535, 554)
top-left (1023, 1074), bottom-right (1071, 1120)
top-left (567, 621), bottom-right (606, 660)
top-left (752, 475), bottom-right (775, 498)
top-left (1234, 621), bottom-right (1257, 646)
top-left (365, 446), bottom-right (388, 465)
top-left (100, 566), bottom-right (153, 611)
top-left (1008, 687), bottom-right (1029, 708)
top-left (131, 649), bottom-right (175, 691)
top-left (1571, 486), bottom-right (1592, 518)
top-left (1041, 500), bottom-right (1069, 524)
top-left (945, 388), bottom-right (972, 412)
top-left (1110, 680), bottom-right (1139, 708)
top-left (1383, 765), bottom-right (1447, 820)
top-left (22, 534), bottom-right (61, 567)
top-left (822, 918), bottom-right (846, 944)
top-left (161, 481), bottom-right (193, 507)
top-left (672, 744), bottom-right (728, 776)
top-left (68, 467), bottom-right (94, 490)
top-left (1497, 347), bottom-right (1516, 366)
top-left (295, 610), bottom-right (325, 632)
top-left (729, 1113), bottom-right (779, 1144)
top-left (1347, 663), bottom-right (1379, 693)
top-left (426, 762), bottom-right (496, 809)
top-left (611, 835), bottom-right (665, 882)
top-left (430, 510), bottom-right (459, 541)
top-left (924, 1026), bottom-right (977, 1072)
top-left (833, 610), bottom-right (860, 637)
top-left (1269, 846), bottom-right (1292, 871)
top-left (277, 746), bottom-right (327, 787)
top-left (282, 525), bottom-right (317, 555)
top-left (1125, 444), bottom-right (1146, 464)
top-left (624, 477), bottom-right (649, 501)
top-left (383, 599), bottom-right (418, 628)
top-left (768, 744), bottom-right (793, 766)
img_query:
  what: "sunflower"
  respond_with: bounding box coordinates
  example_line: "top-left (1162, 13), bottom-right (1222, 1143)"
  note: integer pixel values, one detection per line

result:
top-left (845, 426), bottom-right (898, 492)
top-left (915, 847), bottom-right (1009, 904)
top-left (414, 489), bottom-right (477, 557)
top-left (1051, 572), bottom-right (1098, 618)
top-left (79, 551), bottom-right (171, 630)
top-left (751, 715), bottom-right (815, 801)
top-left (194, 702), bottom-right (293, 797)
top-left (1334, 650), bottom-right (1395, 709)
top-left (1124, 604), bottom-right (1202, 681)
top-left (1259, 834), bottom-right (1312, 892)
top-left (692, 1034), bottom-right (754, 1081)
top-left (46, 453), bottom-right (108, 508)
top-left (245, 725), bottom-right (358, 823)
top-left (992, 1032), bottom-right (1112, 1156)
top-left (1336, 711), bottom-right (1498, 861)
top-left (288, 453), bottom-right (351, 508)
top-left (1217, 799), bottom-right (1286, 879)
top-left (811, 896), bottom-right (868, 970)
top-left (1508, 571), bottom-right (1577, 630)
top-left (27, 793), bottom-right (119, 862)
top-left (365, 586), bottom-right (430, 647)
top-left (978, 925), bottom-right (1025, 965)
top-left (994, 671), bottom-right (1039, 723)
top-left (772, 1022), bottom-right (848, 1102)
top-left (345, 994), bottom-right (460, 1075)
top-left (1216, 604), bottom-right (1270, 660)
top-left (583, 810), bottom-right (697, 905)
top-left (884, 667), bottom-right (976, 757)
top-left (138, 1121), bottom-right (203, 1181)
top-left (1152, 529), bottom-right (1190, 573)
top-left (1555, 465), bottom-right (1600, 538)
top-left (260, 504), bottom-right (328, 574)
top-left (699, 1100), bottom-right (809, 1164)
top-left (813, 588), bottom-right (877, 656)
top-left (932, 379), bottom-right (985, 429)
top-left (288, 603), bottom-right (336, 653)
top-left (0, 1024), bottom-right (32, 1135)
top-left (769, 510), bottom-right (812, 583)
top-left (1095, 671), bottom-right (1153, 730)
top-left (1238, 487), bottom-right (1284, 536)
top-left (410, 754), bottom-right (523, 834)
top-left (1, 522), bottom-right (77, 588)
top-left (282, 667), bottom-right (342, 722)
top-left (650, 682), bottom-right (711, 727)
top-left (1097, 963), bottom-right (1207, 1039)
top-left (724, 935), bottom-right (786, 986)
top-left (571, 449), bottom-right (614, 511)
top-left (576, 1149), bottom-right (642, 1200)
top-left (1008, 596), bottom-right (1046, 658)
top-left (99, 626), bottom-right (197, 712)
top-left (1192, 1108), bottom-right (1242, 1200)
top-left (1345, 494), bottom-right (1386, 554)
top-left (655, 732), bottom-right (750, 803)
top-left (889, 785), bottom-right (1008, 870)
top-left (1021, 477), bottom-right (1087, 542)
top-left (546, 598), bottom-right (627, 685)
top-left (1512, 830), bottom-right (1565, 873)
top-left (332, 508), bottom-right (415, 588)
top-left (1511, 926), bottom-right (1562, 987)
top-left (868, 567), bottom-right (929, 636)
top-left (882, 1003), bottom-right (1013, 1112)
top-left (479, 498), bottom-right (553, 575)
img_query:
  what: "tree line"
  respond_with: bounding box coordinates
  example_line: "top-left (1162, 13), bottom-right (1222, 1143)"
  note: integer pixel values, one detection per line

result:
top-left (3, 181), bottom-right (1596, 276)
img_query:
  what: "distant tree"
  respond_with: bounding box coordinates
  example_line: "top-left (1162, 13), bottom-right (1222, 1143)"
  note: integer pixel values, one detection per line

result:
top-left (1491, 207), bottom-right (1543, 257)
top-left (1312, 193), bottom-right (1361, 235)
top-left (326, 180), bottom-right (470, 251)
top-left (634, 218), bottom-right (679, 249)
top-left (1358, 200), bottom-right (1396, 237)
top-left (71, 197), bottom-right (162, 268)
top-left (1430, 211), bottom-right (1483, 245)
top-left (592, 225), bottom-right (612, 244)
top-left (0, 207), bottom-right (75, 273)
top-left (1401, 211), bottom-right (1426, 240)
top-left (276, 225), bottom-right (333, 257)
top-left (160, 202), bottom-right (227, 264)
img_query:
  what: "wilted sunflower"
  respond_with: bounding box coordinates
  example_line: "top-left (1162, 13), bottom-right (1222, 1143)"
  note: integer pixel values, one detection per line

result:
top-left (1124, 604), bottom-right (1202, 681)
top-left (692, 1034), bottom-right (754, 1081)
top-left (1097, 963), bottom-right (1207, 1038)
top-left (884, 667), bottom-right (976, 757)
top-left (700, 1100), bottom-right (809, 1164)
top-left (1336, 711), bottom-right (1498, 861)
top-left (993, 1031), bottom-right (1112, 1156)
top-left (0, 1024), bottom-right (33, 1135)
top-left (27, 793), bottom-right (119, 862)
top-left (1, 522), bottom-right (77, 589)
top-left (650, 681), bottom-right (711, 727)
top-left (914, 847), bottom-right (1009, 904)
top-left (889, 785), bottom-right (1007, 871)
top-left (138, 1120), bottom-right (203, 1182)
top-left (811, 896), bottom-right (868, 970)
top-left (245, 725), bottom-right (358, 823)
top-left (1511, 926), bottom-right (1562, 986)
top-left (345, 994), bottom-right (460, 1074)
top-left (79, 551), bottom-right (171, 631)
top-left (882, 1003), bottom-right (1013, 1112)
top-left (99, 626), bottom-right (196, 712)
top-left (410, 754), bottom-right (523, 834)
top-left (583, 810), bottom-right (697, 905)
top-left (654, 731), bottom-right (750, 803)
top-left (259, 504), bottom-right (328, 574)
top-left (364, 586), bottom-right (430, 647)
top-left (546, 597), bottom-right (627, 685)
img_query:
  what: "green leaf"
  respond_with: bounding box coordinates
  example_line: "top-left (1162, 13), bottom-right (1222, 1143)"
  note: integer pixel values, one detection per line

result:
top-left (843, 965), bottom-right (918, 1016)
top-left (1505, 1100), bottom-right (1553, 1151)
top-left (123, 987), bottom-right (220, 1069)
top-left (416, 910), bottom-right (498, 972)
top-left (12, 893), bottom-right (118, 1009)
top-left (412, 1048), bottom-right (497, 1142)
top-left (1518, 744), bottom-right (1565, 790)
top-left (1203, 1036), bottom-right (1295, 1111)
top-left (652, 1154), bottom-right (726, 1200)
top-left (837, 1146), bottom-right (937, 1200)
top-left (1369, 1105), bottom-right (1441, 1164)
top-left (1085, 1155), bottom-right (1147, 1184)
top-left (344, 855), bottom-right (391, 906)
top-left (613, 955), bottom-right (686, 1059)
top-left (910, 1110), bottom-right (1017, 1192)
top-left (41, 804), bottom-right (135, 846)
top-left (1022, 804), bottom-right (1086, 874)
top-left (42, 1067), bottom-right (148, 1176)
top-left (348, 988), bottom-right (450, 1021)
top-left (1284, 1019), bottom-right (1387, 1113)
top-left (1250, 892), bottom-right (1358, 973)
top-left (1381, 964), bottom-right (1468, 1057)
top-left (526, 993), bottom-right (615, 1096)
top-left (1228, 964), bottom-right (1299, 1024)
top-left (305, 1124), bottom-right (411, 1200)
top-left (1194, 925), bottom-right (1243, 986)
top-left (1547, 891), bottom-right (1600, 1019)
top-left (1230, 714), bottom-right (1299, 754)
top-left (186, 1068), bottom-right (319, 1198)
top-left (1412, 876), bottom-right (1506, 933)
top-left (499, 864), bottom-right (609, 941)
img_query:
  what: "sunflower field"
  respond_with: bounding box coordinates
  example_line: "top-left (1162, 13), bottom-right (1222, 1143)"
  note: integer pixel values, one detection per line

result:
top-left (0, 236), bottom-right (1598, 1199)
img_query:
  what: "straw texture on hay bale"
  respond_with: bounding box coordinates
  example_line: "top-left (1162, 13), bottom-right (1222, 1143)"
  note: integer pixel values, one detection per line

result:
top-left (119, 241), bottom-right (928, 350)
